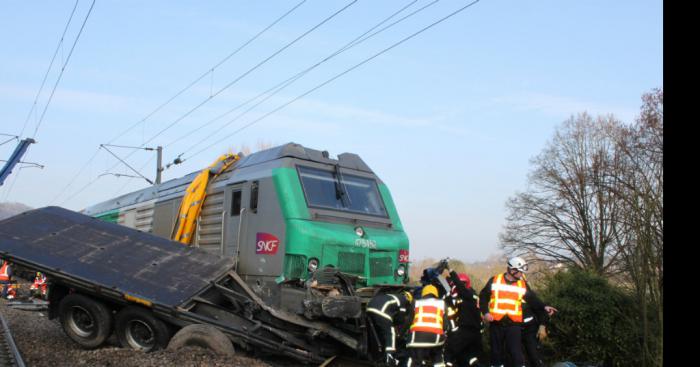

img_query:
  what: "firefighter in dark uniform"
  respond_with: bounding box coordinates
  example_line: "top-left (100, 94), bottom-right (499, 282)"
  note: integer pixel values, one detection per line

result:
top-left (367, 289), bottom-right (415, 366)
top-left (406, 284), bottom-right (450, 367)
top-left (444, 269), bottom-right (482, 367)
top-left (479, 257), bottom-right (557, 367)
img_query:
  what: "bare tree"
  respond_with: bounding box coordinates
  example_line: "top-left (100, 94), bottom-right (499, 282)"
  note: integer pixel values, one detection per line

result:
top-left (500, 89), bottom-right (663, 365)
top-left (610, 88), bottom-right (663, 367)
top-left (500, 113), bottom-right (627, 275)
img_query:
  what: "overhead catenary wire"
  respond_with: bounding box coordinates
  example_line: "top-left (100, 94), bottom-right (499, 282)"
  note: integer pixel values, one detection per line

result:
top-left (136, 0), bottom-right (358, 152)
top-left (31, 0), bottom-right (96, 140)
top-left (0, 135), bottom-right (19, 147)
top-left (111, 154), bottom-right (157, 198)
top-left (62, 0), bottom-right (359, 205)
top-left (57, 0), bottom-right (478, 207)
top-left (50, 148), bottom-right (101, 204)
top-left (106, 0), bottom-right (308, 145)
top-left (166, 0), bottom-right (430, 153)
top-left (4, 1), bottom-right (95, 203)
top-left (50, 1), bottom-right (306, 205)
top-left (186, 0), bottom-right (481, 161)
top-left (18, 0), bottom-right (80, 139)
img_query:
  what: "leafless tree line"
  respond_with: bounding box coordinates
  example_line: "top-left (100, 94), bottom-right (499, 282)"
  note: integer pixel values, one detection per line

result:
top-left (500, 88), bottom-right (663, 366)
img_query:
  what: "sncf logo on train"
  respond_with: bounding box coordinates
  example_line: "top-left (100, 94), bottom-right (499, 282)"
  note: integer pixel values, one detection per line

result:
top-left (256, 233), bottom-right (280, 254)
top-left (399, 249), bottom-right (410, 263)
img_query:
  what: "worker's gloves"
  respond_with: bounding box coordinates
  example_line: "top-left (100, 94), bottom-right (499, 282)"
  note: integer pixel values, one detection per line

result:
top-left (536, 325), bottom-right (548, 341)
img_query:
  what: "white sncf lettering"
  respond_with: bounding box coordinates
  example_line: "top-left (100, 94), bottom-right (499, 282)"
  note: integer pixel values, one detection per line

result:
top-left (255, 232), bottom-right (280, 254)
top-left (257, 240), bottom-right (278, 252)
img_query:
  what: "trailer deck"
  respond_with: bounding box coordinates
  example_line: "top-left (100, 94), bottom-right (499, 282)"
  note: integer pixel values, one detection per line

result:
top-left (0, 206), bottom-right (234, 307)
top-left (0, 207), bottom-right (369, 364)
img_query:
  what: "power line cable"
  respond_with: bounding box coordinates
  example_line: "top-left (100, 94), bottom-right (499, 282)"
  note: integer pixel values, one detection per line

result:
top-left (134, 0), bottom-right (358, 152)
top-left (58, 173), bottom-right (104, 206)
top-left (106, 0), bottom-right (308, 145)
top-left (0, 136), bottom-right (19, 147)
top-left (18, 0), bottom-right (80, 138)
top-left (50, 1), bottom-right (306, 205)
top-left (89, 0), bottom-right (358, 201)
top-left (99, 145), bottom-right (153, 184)
top-left (5, 1), bottom-right (95, 203)
top-left (49, 148), bottom-right (101, 204)
top-left (58, 0), bottom-right (329, 204)
top-left (187, 0), bottom-right (481, 161)
top-left (166, 0), bottom-right (426, 152)
top-left (31, 0), bottom-right (96, 140)
top-left (58, 0), bottom-right (463, 206)
top-left (111, 154), bottom-right (156, 198)
top-left (174, 0), bottom-right (441, 159)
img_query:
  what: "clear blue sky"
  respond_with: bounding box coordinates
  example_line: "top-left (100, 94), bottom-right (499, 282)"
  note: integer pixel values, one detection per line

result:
top-left (0, 0), bottom-right (662, 262)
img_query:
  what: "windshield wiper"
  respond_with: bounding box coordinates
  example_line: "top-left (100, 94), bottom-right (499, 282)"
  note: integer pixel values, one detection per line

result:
top-left (333, 164), bottom-right (349, 207)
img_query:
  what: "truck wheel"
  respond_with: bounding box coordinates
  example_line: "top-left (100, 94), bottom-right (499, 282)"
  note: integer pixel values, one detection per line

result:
top-left (115, 306), bottom-right (170, 352)
top-left (167, 324), bottom-right (235, 357)
top-left (58, 293), bottom-right (113, 349)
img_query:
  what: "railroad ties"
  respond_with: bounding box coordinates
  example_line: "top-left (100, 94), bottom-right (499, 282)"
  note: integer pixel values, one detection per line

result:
top-left (0, 313), bottom-right (25, 367)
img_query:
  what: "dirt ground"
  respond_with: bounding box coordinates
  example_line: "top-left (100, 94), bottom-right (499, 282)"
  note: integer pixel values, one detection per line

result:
top-left (0, 294), bottom-right (277, 367)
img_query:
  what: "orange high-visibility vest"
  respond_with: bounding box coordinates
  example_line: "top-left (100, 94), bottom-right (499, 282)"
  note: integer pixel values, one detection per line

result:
top-left (488, 273), bottom-right (527, 322)
top-left (0, 263), bottom-right (9, 281)
top-left (410, 298), bottom-right (446, 335)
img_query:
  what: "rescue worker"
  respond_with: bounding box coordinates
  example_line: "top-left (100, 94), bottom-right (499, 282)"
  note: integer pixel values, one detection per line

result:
top-left (367, 290), bottom-right (414, 366)
top-left (406, 284), bottom-right (450, 367)
top-left (444, 270), bottom-right (482, 367)
top-left (0, 260), bottom-right (12, 299)
top-left (479, 257), bottom-right (556, 367)
top-left (30, 271), bottom-right (48, 299)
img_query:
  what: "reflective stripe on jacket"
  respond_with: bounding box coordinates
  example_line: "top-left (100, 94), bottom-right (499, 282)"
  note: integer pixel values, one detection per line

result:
top-left (367, 294), bottom-right (401, 321)
top-left (410, 298), bottom-right (446, 335)
top-left (488, 273), bottom-right (527, 322)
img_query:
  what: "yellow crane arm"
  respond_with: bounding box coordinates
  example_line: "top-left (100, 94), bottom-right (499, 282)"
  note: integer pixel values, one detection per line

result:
top-left (171, 153), bottom-right (240, 245)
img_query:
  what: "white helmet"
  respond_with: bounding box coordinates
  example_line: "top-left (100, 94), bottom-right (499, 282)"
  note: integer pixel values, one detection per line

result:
top-left (507, 257), bottom-right (528, 273)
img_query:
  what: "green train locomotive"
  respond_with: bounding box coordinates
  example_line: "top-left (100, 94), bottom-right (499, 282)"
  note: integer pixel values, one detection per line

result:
top-left (83, 142), bottom-right (410, 315)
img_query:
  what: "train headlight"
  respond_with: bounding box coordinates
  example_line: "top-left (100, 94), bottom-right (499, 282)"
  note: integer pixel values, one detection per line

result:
top-left (396, 264), bottom-right (406, 277)
top-left (308, 258), bottom-right (319, 273)
top-left (354, 226), bottom-right (364, 237)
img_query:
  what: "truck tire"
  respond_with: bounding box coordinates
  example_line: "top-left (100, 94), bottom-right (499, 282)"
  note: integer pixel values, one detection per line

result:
top-left (167, 324), bottom-right (235, 357)
top-left (58, 293), bottom-right (113, 349)
top-left (115, 306), bottom-right (170, 352)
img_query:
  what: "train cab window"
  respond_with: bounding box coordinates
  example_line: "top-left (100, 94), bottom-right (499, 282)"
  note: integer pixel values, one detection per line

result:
top-left (298, 166), bottom-right (388, 217)
top-left (250, 181), bottom-right (259, 213)
top-left (231, 190), bottom-right (242, 216)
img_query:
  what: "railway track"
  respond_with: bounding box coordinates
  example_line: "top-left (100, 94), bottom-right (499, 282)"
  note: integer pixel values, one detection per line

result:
top-left (0, 313), bottom-right (25, 367)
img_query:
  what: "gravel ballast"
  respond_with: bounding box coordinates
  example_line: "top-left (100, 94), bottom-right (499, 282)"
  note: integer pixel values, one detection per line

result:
top-left (0, 296), bottom-right (275, 367)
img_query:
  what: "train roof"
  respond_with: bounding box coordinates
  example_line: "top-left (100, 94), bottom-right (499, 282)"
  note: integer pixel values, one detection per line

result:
top-left (82, 142), bottom-right (374, 215)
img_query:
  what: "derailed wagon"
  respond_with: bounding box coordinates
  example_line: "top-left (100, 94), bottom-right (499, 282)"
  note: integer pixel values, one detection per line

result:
top-left (0, 143), bottom-right (413, 364)
top-left (0, 206), bottom-right (388, 363)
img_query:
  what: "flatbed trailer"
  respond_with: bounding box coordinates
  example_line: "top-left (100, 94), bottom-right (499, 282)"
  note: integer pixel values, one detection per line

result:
top-left (0, 206), bottom-right (383, 364)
